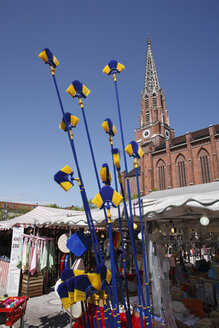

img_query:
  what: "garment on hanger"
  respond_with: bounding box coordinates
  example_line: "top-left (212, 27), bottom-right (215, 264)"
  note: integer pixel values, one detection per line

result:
top-left (17, 235), bottom-right (55, 274)
top-left (41, 240), bottom-right (49, 272)
top-left (22, 238), bottom-right (28, 273)
top-left (17, 239), bottom-right (23, 269)
top-left (30, 240), bottom-right (37, 275)
top-left (37, 241), bottom-right (43, 272)
top-left (48, 241), bottom-right (55, 272)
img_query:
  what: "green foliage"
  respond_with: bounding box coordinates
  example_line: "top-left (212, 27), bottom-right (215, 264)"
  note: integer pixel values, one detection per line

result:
top-left (46, 204), bottom-right (61, 208)
top-left (151, 188), bottom-right (158, 192)
top-left (76, 199), bottom-right (97, 211)
top-left (70, 205), bottom-right (84, 211)
top-left (0, 208), bottom-right (30, 221)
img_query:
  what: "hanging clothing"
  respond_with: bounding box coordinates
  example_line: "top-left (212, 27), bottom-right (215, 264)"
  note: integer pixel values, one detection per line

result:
top-left (48, 241), bottom-right (55, 272)
top-left (37, 241), bottom-right (43, 273)
top-left (22, 238), bottom-right (28, 273)
top-left (30, 241), bottom-right (37, 275)
top-left (41, 241), bottom-right (49, 272)
top-left (28, 240), bottom-right (34, 272)
top-left (17, 235), bottom-right (54, 274)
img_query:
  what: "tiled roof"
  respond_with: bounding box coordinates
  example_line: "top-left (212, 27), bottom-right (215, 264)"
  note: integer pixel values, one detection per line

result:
top-left (128, 166), bottom-right (141, 177)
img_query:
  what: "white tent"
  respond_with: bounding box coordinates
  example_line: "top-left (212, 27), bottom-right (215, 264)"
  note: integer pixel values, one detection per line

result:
top-left (132, 181), bottom-right (219, 222)
top-left (0, 205), bottom-right (119, 230)
top-left (0, 182), bottom-right (218, 230)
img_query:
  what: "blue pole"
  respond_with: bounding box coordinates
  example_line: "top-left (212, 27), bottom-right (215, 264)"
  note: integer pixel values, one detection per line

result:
top-left (112, 76), bottom-right (148, 326)
top-left (135, 166), bottom-right (152, 327)
top-left (46, 69), bottom-right (114, 327)
top-left (51, 74), bottom-right (105, 266)
top-left (78, 101), bottom-right (122, 327)
top-left (110, 144), bottom-right (131, 325)
top-left (119, 181), bottom-right (146, 327)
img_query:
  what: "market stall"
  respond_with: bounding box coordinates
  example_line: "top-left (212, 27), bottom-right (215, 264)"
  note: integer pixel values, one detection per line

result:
top-left (1, 182), bottom-right (218, 327)
top-left (0, 205), bottom-right (121, 297)
top-left (132, 181), bottom-right (219, 328)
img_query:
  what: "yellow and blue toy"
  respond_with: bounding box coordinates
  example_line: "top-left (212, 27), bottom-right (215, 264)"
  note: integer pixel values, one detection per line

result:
top-left (66, 230), bottom-right (92, 257)
top-left (125, 140), bottom-right (144, 159)
top-left (59, 113), bottom-right (79, 131)
top-left (112, 148), bottom-right (121, 170)
top-left (58, 264), bottom-right (112, 308)
top-left (38, 48), bottom-right (59, 68)
top-left (102, 118), bottom-right (117, 136)
top-left (66, 80), bottom-right (90, 99)
top-left (99, 163), bottom-right (112, 186)
top-left (54, 165), bottom-right (74, 191)
top-left (92, 185), bottom-right (123, 209)
top-left (103, 60), bottom-right (125, 75)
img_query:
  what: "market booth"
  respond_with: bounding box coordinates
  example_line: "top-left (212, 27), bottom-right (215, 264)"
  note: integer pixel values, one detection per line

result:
top-left (0, 206), bottom-right (119, 298)
top-left (0, 182), bottom-right (218, 328)
top-left (132, 181), bottom-right (219, 328)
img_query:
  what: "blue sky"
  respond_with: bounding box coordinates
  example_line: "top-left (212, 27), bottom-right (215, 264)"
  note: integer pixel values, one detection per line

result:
top-left (0, 0), bottom-right (218, 207)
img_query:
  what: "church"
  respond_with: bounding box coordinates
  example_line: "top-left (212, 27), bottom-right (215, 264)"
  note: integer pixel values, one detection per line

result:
top-left (122, 36), bottom-right (219, 197)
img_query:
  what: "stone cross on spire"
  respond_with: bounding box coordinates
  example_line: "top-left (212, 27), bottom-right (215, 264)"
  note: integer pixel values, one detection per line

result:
top-left (144, 35), bottom-right (160, 93)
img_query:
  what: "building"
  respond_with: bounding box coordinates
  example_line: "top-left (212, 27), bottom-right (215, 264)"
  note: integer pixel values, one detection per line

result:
top-left (0, 201), bottom-right (38, 211)
top-left (123, 36), bottom-right (219, 196)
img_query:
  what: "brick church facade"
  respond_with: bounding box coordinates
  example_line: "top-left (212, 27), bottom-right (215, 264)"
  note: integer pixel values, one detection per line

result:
top-left (123, 36), bottom-right (219, 196)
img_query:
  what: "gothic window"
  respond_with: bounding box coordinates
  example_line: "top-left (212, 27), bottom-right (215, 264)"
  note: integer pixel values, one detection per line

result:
top-left (146, 111), bottom-right (150, 123)
top-left (152, 93), bottom-right (157, 107)
top-left (157, 160), bottom-right (166, 190)
top-left (176, 155), bottom-right (187, 187)
top-left (145, 95), bottom-right (149, 108)
top-left (198, 149), bottom-right (211, 183)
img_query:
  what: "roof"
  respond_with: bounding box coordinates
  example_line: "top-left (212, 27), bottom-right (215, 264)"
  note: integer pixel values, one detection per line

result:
top-left (0, 205), bottom-right (120, 230)
top-left (128, 166), bottom-right (140, 177)
top-left (152, 124), bottom-right (218, 153)
top-left (132, 182), bottom-right (219, 221)
top-left (0, 182), bottom-right (218, 230)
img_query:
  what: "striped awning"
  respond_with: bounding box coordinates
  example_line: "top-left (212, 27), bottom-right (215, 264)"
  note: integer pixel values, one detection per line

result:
top-left (0, 182), bottom-right (218, 230)
top-left (0, 206), bottom-right (119, 230)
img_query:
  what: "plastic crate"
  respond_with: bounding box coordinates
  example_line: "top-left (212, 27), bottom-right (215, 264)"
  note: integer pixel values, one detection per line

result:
top-left (0, 296), bottom-right (28, 326)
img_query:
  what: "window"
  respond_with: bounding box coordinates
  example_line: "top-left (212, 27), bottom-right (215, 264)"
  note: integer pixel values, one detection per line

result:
top-left (176, 155), bottom-right (187, 187)
top-left (153, 93), bottom-right (157, 107)
top-left (10, 203), bottom-right (14, 208)
top-left (198, 149), bottom-right (211, 183)
top-left (146, 111), bottom-right (150, 122)
top-left (157, 160), bottom-right (166, 190)
top-left (145, 96), bottom-right (149, 109)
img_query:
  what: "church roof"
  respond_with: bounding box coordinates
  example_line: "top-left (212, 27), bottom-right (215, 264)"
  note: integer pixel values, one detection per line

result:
top-left (152, 124), bottom-right (218, 153)
top-left (144, 35), bottom-right (160, 93)
top-left (128, 166), bottom-right (140, 177)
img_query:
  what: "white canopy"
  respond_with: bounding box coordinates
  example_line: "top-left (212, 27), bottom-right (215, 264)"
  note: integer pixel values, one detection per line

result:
top-left (0, 205), bottom-right (119, 230)
top-left (0, 182), bottom-right (218, 230)
top-left (133, 181), bottom-right (219, 222)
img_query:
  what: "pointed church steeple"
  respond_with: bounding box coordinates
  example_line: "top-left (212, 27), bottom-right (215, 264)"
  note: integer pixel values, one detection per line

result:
top-left (135, 36), bottom-right (174, 149)
top-left (144, 35), bottom-right (160, 93)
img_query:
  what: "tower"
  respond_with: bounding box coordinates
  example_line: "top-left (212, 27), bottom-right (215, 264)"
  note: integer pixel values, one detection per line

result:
top-left (135, 36), bottom-right (174, 148)
top-left (123, 36), bottom-right (218, 198)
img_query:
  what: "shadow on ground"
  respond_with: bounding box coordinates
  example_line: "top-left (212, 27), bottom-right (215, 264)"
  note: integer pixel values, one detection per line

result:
top-left (28, 312), bottom-right (70, 328)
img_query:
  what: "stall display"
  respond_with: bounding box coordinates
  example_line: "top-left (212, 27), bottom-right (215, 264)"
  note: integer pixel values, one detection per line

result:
top-left (16, 234), bottom-right (55, 298)
top-left (144, 219), bottom-right (219, 328)
top-left (0, 296), bottom-right (28, 327)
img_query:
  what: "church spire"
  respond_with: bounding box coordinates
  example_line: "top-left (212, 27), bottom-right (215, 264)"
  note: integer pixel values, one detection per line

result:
top-left (144, 35), bottom-right (160, 93)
